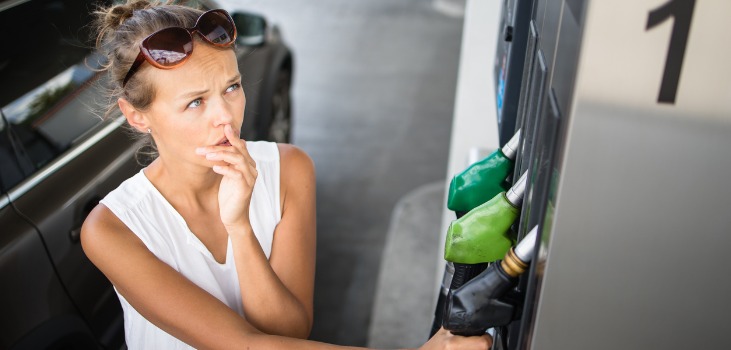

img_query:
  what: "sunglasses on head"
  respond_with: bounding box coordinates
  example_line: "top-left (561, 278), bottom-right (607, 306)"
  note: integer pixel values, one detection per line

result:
top-left (122, 9), bottom-right (237, 87)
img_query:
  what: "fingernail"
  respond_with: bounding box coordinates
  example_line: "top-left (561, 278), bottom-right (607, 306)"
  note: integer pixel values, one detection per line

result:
top-left (195, 148), bottom-right (206, 155)
top-left (206, 153), bottom-right (216, 159)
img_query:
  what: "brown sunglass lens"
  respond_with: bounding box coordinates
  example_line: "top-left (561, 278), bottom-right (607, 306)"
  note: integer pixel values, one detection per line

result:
top-left (144, 27), bottom-right (193, 67)
top-left (198, 11), bottom-right (236, 45)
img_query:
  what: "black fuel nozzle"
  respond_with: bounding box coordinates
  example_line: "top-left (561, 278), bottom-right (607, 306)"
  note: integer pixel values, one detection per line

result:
top-left (443, 225), bottom-right (538, 336)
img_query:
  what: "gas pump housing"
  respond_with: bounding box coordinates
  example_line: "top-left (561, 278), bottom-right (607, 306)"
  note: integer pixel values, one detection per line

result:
top-left (495, 0), bottom-right (731, 349)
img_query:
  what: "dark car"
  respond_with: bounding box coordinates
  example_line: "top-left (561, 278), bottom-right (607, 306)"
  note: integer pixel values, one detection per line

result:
top-left (0, 0), bottom-right (293, 348)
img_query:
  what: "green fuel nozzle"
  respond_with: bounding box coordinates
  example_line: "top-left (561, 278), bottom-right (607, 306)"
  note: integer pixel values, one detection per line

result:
top-left (444, 171), bottom-right (527, 264)
top-left (443, 225), bottom-right (539, 336)
top-left (430, 158), bottom-right (526, 338)
top-left (447, 129), bottom-right (521, 214)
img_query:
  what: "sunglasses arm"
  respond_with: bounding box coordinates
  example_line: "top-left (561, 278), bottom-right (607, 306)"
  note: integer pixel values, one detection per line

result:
top-left (123, 51), bottom-right (147, 87)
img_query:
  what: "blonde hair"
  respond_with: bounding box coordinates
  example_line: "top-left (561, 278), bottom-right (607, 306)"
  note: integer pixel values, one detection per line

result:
top-left (93, 0), bottom-right (205, 114)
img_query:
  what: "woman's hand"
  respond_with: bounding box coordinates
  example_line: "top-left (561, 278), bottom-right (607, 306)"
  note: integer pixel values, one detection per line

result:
top-left (417, 328), bottom-right (493, 350)
top-left (196, 124), bottom-right (258, 229)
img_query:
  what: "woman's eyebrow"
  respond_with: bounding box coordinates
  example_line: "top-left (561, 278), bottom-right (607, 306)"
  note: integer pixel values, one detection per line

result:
top-left (178, 89), bottom-right (208, 100)
top-left (227, 74), bottom-right (242, 84)
top-left (176, 75), bottom-right (242, 100)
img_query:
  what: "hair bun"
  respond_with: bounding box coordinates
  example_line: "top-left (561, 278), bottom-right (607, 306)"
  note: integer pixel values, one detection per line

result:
top-left (94, 0), bottom-right (157, 48)
top-left (103, 0), bottom-right (153, 29)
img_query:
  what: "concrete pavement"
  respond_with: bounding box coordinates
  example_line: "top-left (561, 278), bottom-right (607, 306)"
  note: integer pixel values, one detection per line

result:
top-left (367, 181), bottom-right (445, 348)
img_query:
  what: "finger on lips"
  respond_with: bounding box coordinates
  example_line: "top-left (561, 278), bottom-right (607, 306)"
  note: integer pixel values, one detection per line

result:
top-left (195, 125), bottom-right (255, 165)
top-left (224, 124), bottom-right (254, 158)
top-left (223, 125), bottom-right (238, 143)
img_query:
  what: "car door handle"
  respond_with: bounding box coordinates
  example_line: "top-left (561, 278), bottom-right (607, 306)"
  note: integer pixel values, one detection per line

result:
top-left (70, 227), bottom-right (82, 243)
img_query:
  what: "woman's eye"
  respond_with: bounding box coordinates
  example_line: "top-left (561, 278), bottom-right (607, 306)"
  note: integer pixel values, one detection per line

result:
top-left (187, 98), bottom-right (202, 109)
top-left (226, 83), bottom-right (241, 93)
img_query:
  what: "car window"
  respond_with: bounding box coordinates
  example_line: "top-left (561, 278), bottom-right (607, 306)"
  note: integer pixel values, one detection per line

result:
top-left (0, 114), bottom-right (32, 193)
top-left (0, 0), bottom-right (110, 191)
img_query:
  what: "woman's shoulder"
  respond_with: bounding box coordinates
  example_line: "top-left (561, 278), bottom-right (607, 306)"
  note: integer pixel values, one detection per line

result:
top-left (82, 170), bottom-right (149, 247)
top-left (80, 201), bottom-right (141, 264)
top-left (276, 144), bottom-right (315, 199)
top-left (276, 143), bottom-right (314, 177)
top-left (83, 170), bottom-right (161, 255)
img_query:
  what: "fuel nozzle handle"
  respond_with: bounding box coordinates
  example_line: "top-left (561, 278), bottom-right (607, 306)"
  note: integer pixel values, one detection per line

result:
top-left (443, 226), bottom-right (538, 336)
top-left (501, 128), bottom-right (521, 160)
top-left (447, 129), bottom-right (522, 215)
top-left (444, 171), bottom-right (527, 266)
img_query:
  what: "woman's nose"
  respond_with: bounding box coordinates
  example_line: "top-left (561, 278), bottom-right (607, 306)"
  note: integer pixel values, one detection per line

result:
top-left (211, 101), bottom-right (235, 126)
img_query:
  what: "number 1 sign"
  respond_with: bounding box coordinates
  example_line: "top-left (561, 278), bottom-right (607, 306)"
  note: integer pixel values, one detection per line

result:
top-left (646, 0), bottom-right (696, 104)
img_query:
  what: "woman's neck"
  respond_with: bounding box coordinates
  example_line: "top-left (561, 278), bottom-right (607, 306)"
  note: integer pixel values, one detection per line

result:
top-left (144, 156), bottom-right (220, 212)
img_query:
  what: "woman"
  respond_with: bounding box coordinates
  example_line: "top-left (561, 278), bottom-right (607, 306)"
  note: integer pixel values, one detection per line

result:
top-left (81, 1), bottom-right (492, 348)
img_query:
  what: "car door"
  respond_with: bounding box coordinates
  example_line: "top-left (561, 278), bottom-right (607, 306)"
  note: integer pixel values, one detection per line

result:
top-left (9, 115), bottom-right (140, 349)
top-left (2, 54), bottom-right (138, 350)
top-left (1, 0), bottom-right (135, 347)
top-left (1, 112), bottom-right (98, 349)
top-left (0, 196), bottom-right (94, 349)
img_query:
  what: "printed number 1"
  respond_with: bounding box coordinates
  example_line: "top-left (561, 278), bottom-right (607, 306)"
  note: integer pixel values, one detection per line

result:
top-left (646, 0), bottom-right (695, 104)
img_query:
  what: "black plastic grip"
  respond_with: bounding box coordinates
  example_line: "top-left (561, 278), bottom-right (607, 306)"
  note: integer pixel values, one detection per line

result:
top-left (450, 263), bottom-right (488, 290)
top-left (443, 262), bottom-right (518, 336)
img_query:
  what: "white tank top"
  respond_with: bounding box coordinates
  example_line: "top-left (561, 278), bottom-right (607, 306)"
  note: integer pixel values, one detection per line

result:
top-left (99, 141), bottom-right (281, 349)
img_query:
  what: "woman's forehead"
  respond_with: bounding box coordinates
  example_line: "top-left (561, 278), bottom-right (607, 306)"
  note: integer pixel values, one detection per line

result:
top-left (149, 45), bottom-right (238, 95)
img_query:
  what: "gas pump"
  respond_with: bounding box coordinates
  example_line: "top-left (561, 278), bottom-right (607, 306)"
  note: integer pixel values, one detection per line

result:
top-left (440, 0), bottom-right (731, 348)
top-left (494, 0), bottom-right (534, 146)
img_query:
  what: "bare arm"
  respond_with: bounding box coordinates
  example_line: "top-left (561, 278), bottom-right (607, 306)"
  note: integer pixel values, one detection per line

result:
top-left (227, 144), bottom-right (316, 338)
top-left (199, 125), bottom-right (315, 338)
top-left (81, 204), bottom-right (346, 349)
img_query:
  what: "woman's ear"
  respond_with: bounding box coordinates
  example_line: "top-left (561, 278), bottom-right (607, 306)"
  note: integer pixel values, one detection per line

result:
top-left (118, 98), bottom-right (149, 133)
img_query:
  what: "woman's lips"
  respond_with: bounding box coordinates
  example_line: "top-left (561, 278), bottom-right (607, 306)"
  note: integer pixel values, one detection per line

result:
top-left (215, 138), bottom-right (232, 146)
